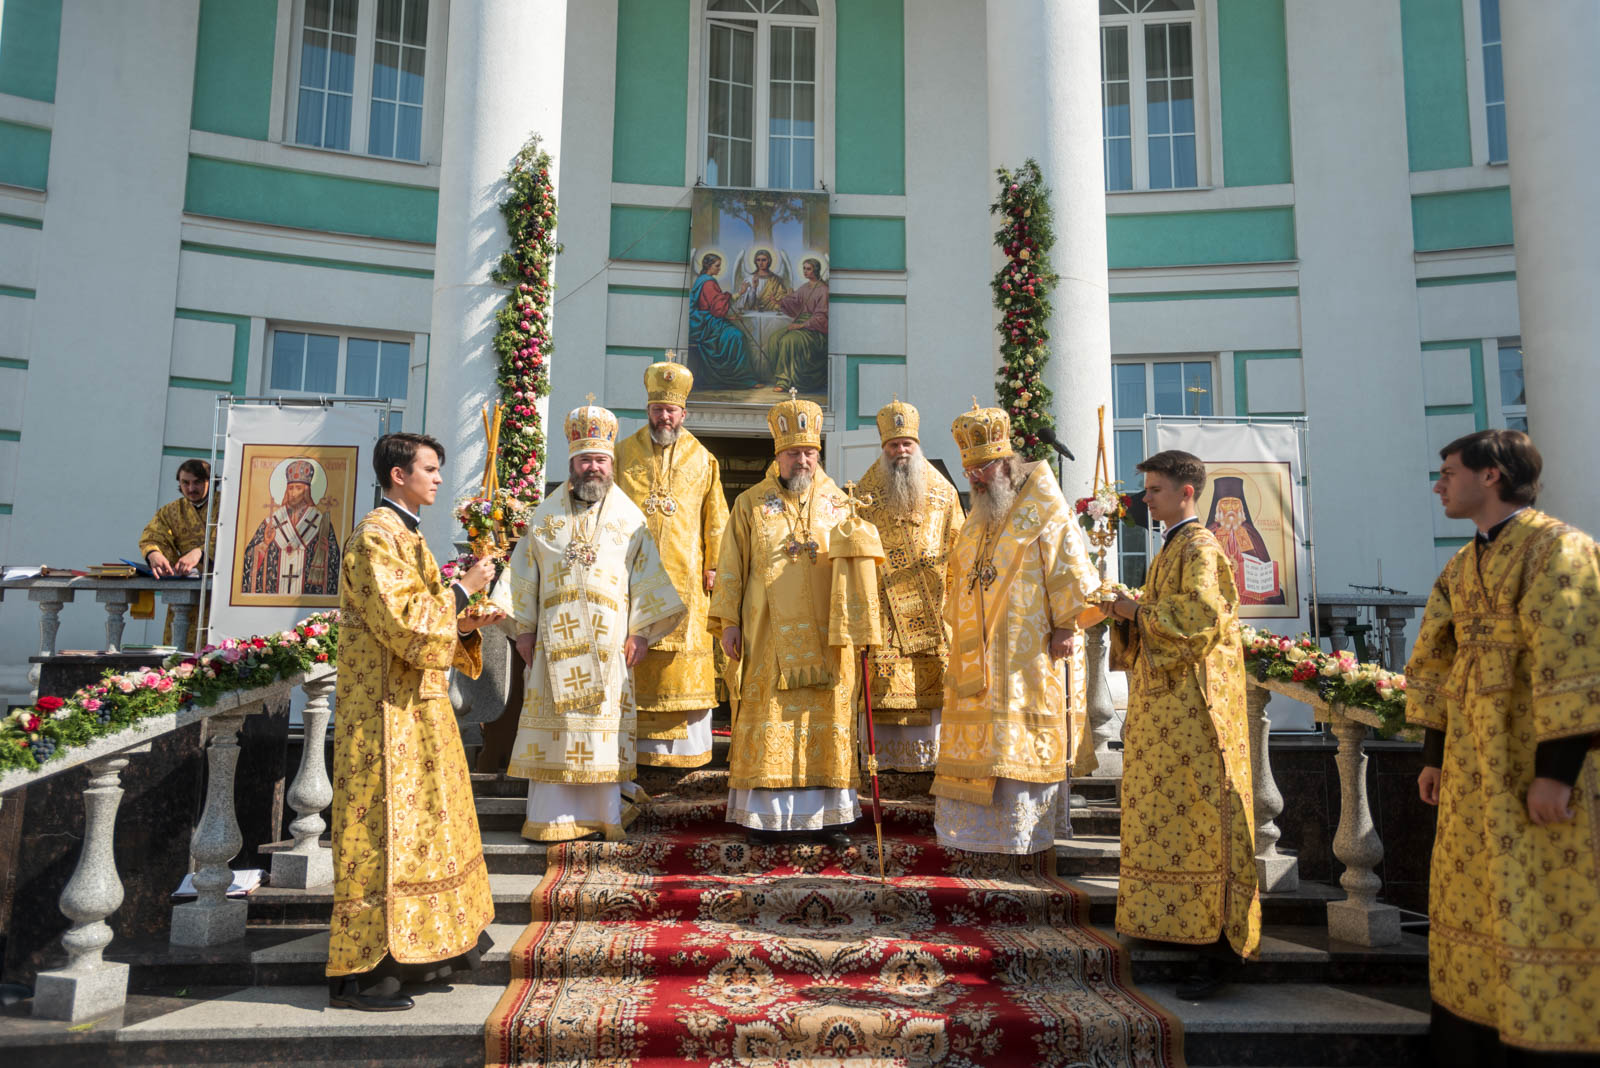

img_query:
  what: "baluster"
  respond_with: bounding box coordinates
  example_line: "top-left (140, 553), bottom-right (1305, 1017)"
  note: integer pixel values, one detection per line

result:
top-left (1377, 605), bottom-right (1417, 672)
top-left (1324, 707), bottom-right (1401, 946)
top-left (27, 587), bottom-right (75, 691)
top-left (1245, 682), bottom-right (1299, 891)
top-left (95, 589), bottom-right (129, 653)
top-left (33, 750), bottom-right (142, 1021)
top-left (163, 588), bottom-right (199, 654)
top-left (171, 708), bottom-right (249, 946)
top-left (271, 672), bottom-right (336, 888)
top-left (1084, 626), bottom-right (1122, 777)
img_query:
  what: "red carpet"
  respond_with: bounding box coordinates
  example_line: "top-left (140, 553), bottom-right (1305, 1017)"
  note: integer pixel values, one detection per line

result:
top-left (485, 793), bottom-right (1183, 1066)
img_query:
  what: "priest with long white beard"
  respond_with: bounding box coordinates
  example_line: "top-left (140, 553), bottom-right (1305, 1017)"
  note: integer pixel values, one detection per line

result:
top-left (855, 399), bottom-right (964, 772)
top-left (502, 398), bottom-right (685, 842)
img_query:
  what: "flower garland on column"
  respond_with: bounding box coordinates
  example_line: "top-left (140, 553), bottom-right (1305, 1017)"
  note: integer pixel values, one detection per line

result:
top-left (491, 134), bottom-right (562, 504)
top-left (989, 159), bottom-right (1057, 462)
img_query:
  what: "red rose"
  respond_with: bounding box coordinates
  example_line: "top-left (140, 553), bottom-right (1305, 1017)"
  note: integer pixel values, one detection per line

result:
top-left (1075, 499), bottom-right (1089, 514)
top-left (19, 712), bottom-right (41, 731)
top-left (35, 696), bottom-right (64, 712)
top-left (316, 653), bottom-right (329, 663)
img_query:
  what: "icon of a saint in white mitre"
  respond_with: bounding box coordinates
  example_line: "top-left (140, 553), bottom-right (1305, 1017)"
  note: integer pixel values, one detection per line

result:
top-left (238, 456), bottom-right (342, 597)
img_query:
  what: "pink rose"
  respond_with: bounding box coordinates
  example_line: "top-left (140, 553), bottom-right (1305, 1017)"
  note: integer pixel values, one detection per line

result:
top-left (116, 678), bottom-right (136, 694)
top-left (82, 698), bottom-right (102, 711)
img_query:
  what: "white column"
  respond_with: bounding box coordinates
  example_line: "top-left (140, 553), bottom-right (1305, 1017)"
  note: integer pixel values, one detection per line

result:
top-left (984, 0), bottom-right (1111, 503)
top-left (1501, 0), bottom-right (1600, 534)
top-left (422, 1), bottom-right (569, 552)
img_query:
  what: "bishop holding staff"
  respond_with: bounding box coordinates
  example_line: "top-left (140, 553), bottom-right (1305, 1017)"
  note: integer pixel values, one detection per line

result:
top-left (855, 398), bottom-right (964, 772)
top-left (933, 403), bottom-right (1101, 854)
top-left (1406, 430), bottom-right (1600, 1064)
top-left (503, 399), bottom-right (685, 843)
top-left (614, 356), bottom-right (729, 768)
top-left (712, 393), bottom-right (872, 848)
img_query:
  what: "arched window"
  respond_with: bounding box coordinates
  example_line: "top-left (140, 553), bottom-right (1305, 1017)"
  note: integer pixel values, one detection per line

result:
top-left (1100, 0), bottom-right (1205, 192)
top-left (702, 0), bottom-right (822, 189)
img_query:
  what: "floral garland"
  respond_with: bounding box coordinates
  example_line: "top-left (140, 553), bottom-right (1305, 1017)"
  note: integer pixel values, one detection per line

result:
top-left (491, 134), bottom-right (561, 504)
top-left (990, 159), bottom-right (1057, 462)
top-left (1, 613), bottom-right (340, 775)
top-left (1075, 484), bottom-right (1135, 533)
top-left (1241, 626), bottom-right (1408, 734)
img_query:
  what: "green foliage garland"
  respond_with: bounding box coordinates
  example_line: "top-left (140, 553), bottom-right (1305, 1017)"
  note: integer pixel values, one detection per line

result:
top-left (990, 160), bottom-right (1058, 462)
top-left (491, 134), bottom-right (562, 503)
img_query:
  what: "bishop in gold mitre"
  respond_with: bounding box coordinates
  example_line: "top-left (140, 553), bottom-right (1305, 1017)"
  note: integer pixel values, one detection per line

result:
top-left (854, 398), bottom-right (964, 772)
top-left (501, 397), bottom-right (685, 842)
top-left (711, 392), bottom-right (877, 848)
top-left (613, 355), bottom-right (729, 768)
top-left (932, 402), bottom-right (1101, 855)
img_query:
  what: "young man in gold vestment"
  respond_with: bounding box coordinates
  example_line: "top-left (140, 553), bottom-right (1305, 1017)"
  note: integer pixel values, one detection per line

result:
top-left (933, 403), bottom-right (1101, 854)
top-left (614, 357), bottom-right (728, 769)
top-left (1407, 429), bottom-right (1600, 1065)
top-left (712, 393), bottom-right (872, 848)
top-left (327, 433), bottom-right (501, 1012)
top-left (1109, 449), bottom-right (1260, 1001)
top-left (855, 399), bottom-right (964, 773)
top-left (138, 458), bottom-right (217, 647)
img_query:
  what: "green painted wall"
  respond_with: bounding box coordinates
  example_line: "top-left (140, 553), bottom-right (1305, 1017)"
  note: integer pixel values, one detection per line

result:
top-left (1233, 350), bottom-right (1301, 416)
top-left (0, 0), bottom-right (61, 103)
top-left (835, 0), bottom-right (904, 195)
top-left (175, 309), bottom-right (253, 394)
top-left (609, 206), bottom-right (691, 263)
top-left (185, 156), bottom-right (439, 244)
top-left (1401, 0), bottom-right (1472, 172)
top-left (1411, 187), bottom-right (1513, 251)
top-left (1421, 339), bottom-right (1488, 429)
top-left (1217, 0), bottom-right (1291, 186)
top-left (831, 215), bottom-right (906, 272)
top-left (846, 355), bottom-right (905, 430)
top-left (613, 0), bottom-right (690, 186)
top-left (0, 121), bottom-right (50, 189)
top-left (1107, 207), bottom-right (1295, 269)
top-left (191, 0), bottom-right (278, 140)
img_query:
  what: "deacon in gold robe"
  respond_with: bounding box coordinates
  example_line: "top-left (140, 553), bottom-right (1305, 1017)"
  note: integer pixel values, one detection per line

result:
top-left (504, 399), bottom-right (685, 842)
top-left (614, 356), bottom-right (728, 768)
top-left (856, 398), bottom-right (964, 772)
top-left (933, 402), bottom-right (1100, 855)
top-left (711, 393), bottom-right (871, 848)
top-left (1406, 429), bottom-right (1600, 1063)
top-left (1109, 448), bottom-right (1260, 1002)
top-left (137, 458), bottom-right (217, 647)
top-left (328, 432), bottom-right (499, 1012)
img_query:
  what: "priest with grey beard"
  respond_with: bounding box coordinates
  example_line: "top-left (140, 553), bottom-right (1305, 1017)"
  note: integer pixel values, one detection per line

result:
top-left (855, 399), bottom-right (964, 773)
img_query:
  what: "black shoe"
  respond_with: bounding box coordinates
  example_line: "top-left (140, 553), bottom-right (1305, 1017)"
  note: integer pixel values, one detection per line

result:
top-left (746, 827), bottom-right (781, 846)
top-left (1174, 957), bottom-right (1229, 1001)
top-left (329, 976), bottom-right (414, 1012)
top-left (818, 828), bottom-right (852, 850)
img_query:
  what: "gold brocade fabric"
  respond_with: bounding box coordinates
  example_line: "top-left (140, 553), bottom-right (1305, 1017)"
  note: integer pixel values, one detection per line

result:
top-left (932, 463), bottom-right (1100, 807)
top-left (615, 429), bottom-right (728, 736)
top-left (327, 507), bottom-right (493, 977)
top-left (138, 495), bottom-right (217, 645)
top-left (1405, 509), bottom-right (1600, 1053)
top-left (711, 471), bottom-right (864, 791)
top-left (1116, 522), bottom-right (1260, 958)
top-left (856, 459), bottom-right (964, 724)
top-left (502, 486), bottom-right (686, 787)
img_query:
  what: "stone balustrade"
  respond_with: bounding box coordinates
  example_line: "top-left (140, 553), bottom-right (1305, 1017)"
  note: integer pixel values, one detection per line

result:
top-left (0, 664), bottom-right (336, 1022)
top-left (1315, 593), bottom-right (1428, 670)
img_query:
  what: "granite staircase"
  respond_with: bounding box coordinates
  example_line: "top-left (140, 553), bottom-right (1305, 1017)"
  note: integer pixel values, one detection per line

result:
top-left (1, 731), bottom-right (1432, 1066)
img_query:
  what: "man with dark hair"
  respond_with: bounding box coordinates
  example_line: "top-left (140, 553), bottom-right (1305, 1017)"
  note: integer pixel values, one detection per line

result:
top-left (138, 458), bottom-right (216, 646)
top-left (1406, 428), bottom-right (1599, 1063)
top-left (1109, 448), bottom-right (1260, 1000)
top-left (326, 432), bottom-right (501, 1011)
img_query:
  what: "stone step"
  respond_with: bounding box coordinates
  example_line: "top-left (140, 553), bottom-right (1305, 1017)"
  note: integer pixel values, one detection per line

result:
top-left (468, 768), bottom-right (1122, 803)
top-left (249, 872), bottom-right (546, 927)
top-left (0, 980), bottom-right (1429, 1066)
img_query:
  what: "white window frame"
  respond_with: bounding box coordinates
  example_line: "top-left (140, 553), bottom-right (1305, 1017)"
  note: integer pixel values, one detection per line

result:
top-left (1099, 0), bottom-right (1216, 193)
top-left (1490, 336), bottom-right (1526, 432)
top-left (273, 0), bottom-right (448, 166)
top-left (1461, 0), bottom-right (1508, 167)
top-left (687, 0), bottom-right (835, 191)
top-left (265, 324), bottom-right (417, 431)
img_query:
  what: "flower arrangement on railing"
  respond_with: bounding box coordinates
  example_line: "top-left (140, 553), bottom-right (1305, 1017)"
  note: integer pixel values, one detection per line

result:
top-left (1, 612), bottom-right (341, 774)
top-left (990, 159), bottom-right (1057, 462)
top-left (491, 133), bottom-right (561, 504)
top-left (1241, 626), bottom-right (1408, 734)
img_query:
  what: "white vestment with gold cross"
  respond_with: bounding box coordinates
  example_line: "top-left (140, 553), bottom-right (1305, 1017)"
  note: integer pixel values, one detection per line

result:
top-left (502, 483), bottom-right (685, 841)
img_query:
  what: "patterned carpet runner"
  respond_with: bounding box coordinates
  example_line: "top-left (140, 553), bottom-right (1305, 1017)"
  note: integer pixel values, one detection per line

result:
top-left (484, 786), bottom-right (1183, 1067)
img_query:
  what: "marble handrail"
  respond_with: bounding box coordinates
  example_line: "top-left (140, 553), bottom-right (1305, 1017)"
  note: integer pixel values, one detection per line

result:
top-left (0, 575), bottom-right (206, 689)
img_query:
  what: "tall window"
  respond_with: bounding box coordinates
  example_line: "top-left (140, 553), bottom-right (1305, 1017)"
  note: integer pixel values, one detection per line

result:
top-left (1100, 0), bottom-right (1200, 192)
top-left (703, 0), bottom-right (820, 189)
top-left (1112, 356), bottom-right (1216, 586)
top-left (1480, 0), bottom-right (1507, 163)
top-left (294, 0), bottom-right (431, 162)
top-left (1496, 337), bottom-right (1526, 432)
top-left (270, 328), bottom-right (411, 432)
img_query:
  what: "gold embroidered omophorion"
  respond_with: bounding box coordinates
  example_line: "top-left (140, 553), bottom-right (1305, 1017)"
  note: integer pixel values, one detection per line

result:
top-left (1405, 508), bottom-right (1600, 1054)
top-left (1116, 522), bottom-right (1260, 958)
top-left (327, 506), bottom-right (493, 977)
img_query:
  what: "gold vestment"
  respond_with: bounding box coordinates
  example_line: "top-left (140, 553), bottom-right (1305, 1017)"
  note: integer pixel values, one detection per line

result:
top-left (1406, 509), bottom-right (1600, 1053)
top-left (138, 494), bottom-right (216, 645)
top-left (1115, 521), bottom-right (1260, 957)
top-left (327, 506), bottom-right (493, 977)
